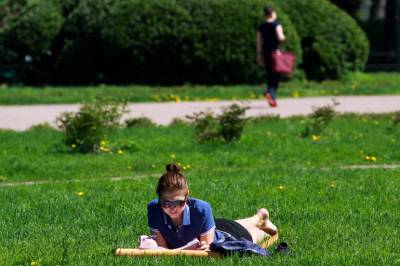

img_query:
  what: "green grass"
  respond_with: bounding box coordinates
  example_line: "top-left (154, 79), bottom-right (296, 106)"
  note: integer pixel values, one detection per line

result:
top-left (1, 114), bottom-right (400, 265)
top-left (0, 72), bottom-right (399, 104)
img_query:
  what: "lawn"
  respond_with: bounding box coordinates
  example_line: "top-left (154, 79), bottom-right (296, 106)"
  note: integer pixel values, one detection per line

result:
top-left (0, 72), bottom-right (399, 105)
top-left (0, 113), bottom-right (399, 265)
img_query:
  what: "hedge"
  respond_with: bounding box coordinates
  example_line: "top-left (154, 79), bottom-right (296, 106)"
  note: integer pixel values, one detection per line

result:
top-left (55, 0), bottom-right (301, 84)
top-left (0, 0), bottom-right (369, 84)
top-left (0, 0), bottom-right (63, 83)
top-left (279, 0), bottom-right (369, 80)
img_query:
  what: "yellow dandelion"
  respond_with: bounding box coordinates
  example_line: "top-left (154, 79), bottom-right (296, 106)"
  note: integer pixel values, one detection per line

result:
top-left (127, 166), bottom-right (132, 170)
top-left (31, 261), bottom-right (38, 266)
top-left (100, 147), bottom-right (109, 153)
top-left (278, 185), bottom-right (285, 190)
top-left (183, 166), bottom-right (187, 170)
top-left (175, 96), bottom-right (181, 103)
top-left (71, 144), bottom-right (77, 149)
top-left (151, 164), bottom-right (156, 168)
top-left (330, 182), bottom-right (336, 188)
top-left (186, 165), bottom-right (191, 169)
top-left (370, 156), bottom-right (377, 162)
top-left (171, 153), bottom-right (176, 160)
top-left (76, 191), bottom-right (84, 197)
top-left (100, 140), bottom-right (107, 146)
top-left (311, 135), bottom-right (320, 141)
top-left (206, 97), bottom-right (219, 102)
top-left (117, 150), bottom-right (124, 155)
top-left (364, 155), bottom-right (371, 161)
top-left (292, 91), bottom-right (300, 98)
top-left (266, 131), bottom-right (272, 137)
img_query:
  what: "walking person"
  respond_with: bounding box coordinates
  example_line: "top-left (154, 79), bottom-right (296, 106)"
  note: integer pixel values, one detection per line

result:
top-left (257, 5), bottom-right (286, 107)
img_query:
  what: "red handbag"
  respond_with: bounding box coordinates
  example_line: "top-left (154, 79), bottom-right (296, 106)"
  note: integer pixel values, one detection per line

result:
top-left (271, 50), bottom-right (296, 75)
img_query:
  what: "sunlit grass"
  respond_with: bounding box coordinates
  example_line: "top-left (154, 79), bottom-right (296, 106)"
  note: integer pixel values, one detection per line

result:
top-left (0, 113), bottom-right (399, 265)
top-left (0, 72), bottom-right (399, 105)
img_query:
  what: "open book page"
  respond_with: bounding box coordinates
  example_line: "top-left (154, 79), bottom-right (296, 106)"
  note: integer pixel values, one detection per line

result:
top-left (138, 235), bottom-right (200, 250)
top-left (173, 238), bottom-right (200, 250)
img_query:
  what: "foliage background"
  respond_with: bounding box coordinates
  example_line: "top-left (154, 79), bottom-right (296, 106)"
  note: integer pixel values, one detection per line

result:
top-left (0, 0), bottom-right (368, 85)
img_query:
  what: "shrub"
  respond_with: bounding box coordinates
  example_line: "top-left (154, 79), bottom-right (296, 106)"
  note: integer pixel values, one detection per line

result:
top-left (0, 0), bottom-right (63, 83)
top-left (125, 117), bottom-right (156, 128)
top-left (301, 104), bottom-right (336, 137)
top-left (391, 112), bottom-right (400, 127)
top-left (56, 100), bottom-right (127, 153)
top-left (52, 0), bottom-right (113, 84)
top-left (169, 118), bottom-right (191, 127)
top-left (188, 104), bottom-right (248, 143)
top-left (279, 0), bottom-right (369, 80)
top-left (218, 104), bottom-right (248, 142)
top-left (58, 0), bottom-right (301, 84)
top-left (1, 0), bottom-right (302, 85)
top-left (187, 111), bottom-right (220, 143)
top-left (28, 123), bottom-right (56, 131)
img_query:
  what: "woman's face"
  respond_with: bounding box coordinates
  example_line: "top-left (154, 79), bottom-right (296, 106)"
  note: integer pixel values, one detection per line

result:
top-left (159, 189), bottom-right (188, 220)
top-left (271, 11), bottom-right (277, 20)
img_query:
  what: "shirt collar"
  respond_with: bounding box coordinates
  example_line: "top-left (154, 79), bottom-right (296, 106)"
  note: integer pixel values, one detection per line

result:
top-left (163, 203), bottom-right (191, 226)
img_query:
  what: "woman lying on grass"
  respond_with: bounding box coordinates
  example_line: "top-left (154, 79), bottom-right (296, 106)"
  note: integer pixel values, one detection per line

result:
top-left (147, 164), bottom-right (278, 250)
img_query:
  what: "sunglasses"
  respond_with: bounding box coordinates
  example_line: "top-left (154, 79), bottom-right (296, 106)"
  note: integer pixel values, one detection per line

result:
top-left (159, 198), bottom-right (187, 209)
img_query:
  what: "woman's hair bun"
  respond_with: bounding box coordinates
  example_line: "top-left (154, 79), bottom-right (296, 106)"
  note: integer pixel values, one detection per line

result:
top-left (166, 163), bottom-right (181, 173)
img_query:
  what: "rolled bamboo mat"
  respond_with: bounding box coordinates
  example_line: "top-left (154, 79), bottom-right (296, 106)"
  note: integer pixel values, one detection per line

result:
top-left (115, 233), bottom-right (278, 257)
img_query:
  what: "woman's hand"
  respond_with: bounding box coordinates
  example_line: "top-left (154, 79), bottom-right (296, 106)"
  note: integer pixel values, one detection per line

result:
top-left (198, 241), bottom-right (210, 251)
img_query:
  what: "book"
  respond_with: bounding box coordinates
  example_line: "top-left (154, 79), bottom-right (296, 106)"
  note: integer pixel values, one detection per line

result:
top-left (175, 238), bottom-right (200, 250)
top-left (138, 235), bottom-right (200, 250)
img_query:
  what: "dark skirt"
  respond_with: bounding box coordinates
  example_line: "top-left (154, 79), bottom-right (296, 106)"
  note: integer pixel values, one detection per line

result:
top-left (215, 218), bottom-right (253, 242)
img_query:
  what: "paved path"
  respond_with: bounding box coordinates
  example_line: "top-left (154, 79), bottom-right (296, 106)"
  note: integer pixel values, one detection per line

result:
top-left (0, 95), bottom-right (399, 131)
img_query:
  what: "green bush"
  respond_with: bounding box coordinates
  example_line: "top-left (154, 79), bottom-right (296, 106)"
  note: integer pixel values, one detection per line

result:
top-left (301, 105), bottom-right (336, 137)
top-left (1, 0), bottom-right (302, 85)
top-left (392, 112), bottom-right (400, 127)
top-left (218, 104), bottom-right (248, 142)
top-left (56, 100), bottom-right (127, 153)
top-left (57, 0), bottom-right (301, 84)
top-left (125, 117), bottom-right (156, 128)
top-left (0, 0), bottom-right (63, 83)
top-left (188, 104), bottom-right (248, 143)
top-left (187, 111), bottom-right (220, 142)
top-left (279, 0), bottom-right (369, 80)
top-left (53, 0), bottom-right (112, 84)
top-left (100, 0), bottom-right (192, 84)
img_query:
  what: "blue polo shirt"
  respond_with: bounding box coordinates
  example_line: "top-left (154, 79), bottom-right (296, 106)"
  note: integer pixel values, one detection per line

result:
top-left (147, 197), bottom-right (224, 249)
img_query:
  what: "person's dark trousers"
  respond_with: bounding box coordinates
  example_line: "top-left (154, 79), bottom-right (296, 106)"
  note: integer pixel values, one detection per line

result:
top-left (264, 57), bottom-right (281, 100)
